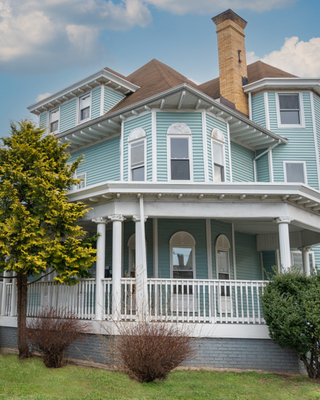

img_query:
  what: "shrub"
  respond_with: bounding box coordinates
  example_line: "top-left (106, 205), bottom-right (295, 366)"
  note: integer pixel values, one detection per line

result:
top-left (110, 321), bottom-right (195, 383)
top-left (261, 268), bottom-right (320, 379)
top-left (27, 308), bottom-right (88, 368)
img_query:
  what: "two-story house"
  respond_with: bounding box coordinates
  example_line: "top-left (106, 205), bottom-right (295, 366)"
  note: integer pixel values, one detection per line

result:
top-left (1, 9), bottom-right (320, 374)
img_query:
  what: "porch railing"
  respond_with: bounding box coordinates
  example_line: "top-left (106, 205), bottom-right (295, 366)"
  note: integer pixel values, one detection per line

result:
top-left (0, 278), bottom-right (266, 325)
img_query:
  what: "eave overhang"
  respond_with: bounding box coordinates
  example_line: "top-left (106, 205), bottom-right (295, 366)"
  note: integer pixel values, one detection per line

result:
top-left (243, 78), bottom-right (320, 96)
top-left (68, 181), bottom-right (320, 217)
top-left (28, 70), bottom-right (140, 115)
top-left (57, 83), bottom-right (288, 152)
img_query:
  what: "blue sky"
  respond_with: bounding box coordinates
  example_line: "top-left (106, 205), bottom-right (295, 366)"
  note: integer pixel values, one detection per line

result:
top-left (1, 0), bottom-right (320, 136)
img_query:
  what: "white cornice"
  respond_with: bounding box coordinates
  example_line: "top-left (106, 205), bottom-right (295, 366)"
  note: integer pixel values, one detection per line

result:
top-left (243, 78), bottom-right (320, 96)
top-left (28, 70), bottom-right (140, 115)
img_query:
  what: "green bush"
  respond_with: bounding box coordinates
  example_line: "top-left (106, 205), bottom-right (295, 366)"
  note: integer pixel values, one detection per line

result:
top-left (261, 268), bottom-right (320, 379)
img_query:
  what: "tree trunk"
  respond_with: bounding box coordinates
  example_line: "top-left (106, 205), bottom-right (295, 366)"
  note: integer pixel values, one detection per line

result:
top-left (17, 272), bottom-right (30, 359)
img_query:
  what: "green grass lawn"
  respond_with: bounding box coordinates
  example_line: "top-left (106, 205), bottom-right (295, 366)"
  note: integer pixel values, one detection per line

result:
top-left (1, 354), bottom-right (320, 399)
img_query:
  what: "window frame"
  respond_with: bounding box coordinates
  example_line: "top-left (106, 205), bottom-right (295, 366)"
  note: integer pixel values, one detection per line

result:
top-left (276, 92), bottom-right (305, 128)
top-left (215, 235), bottom-right (231, 281)
top-left (291, 250), bottom-right (315, 272)
top-left (128, 128), bottom-right (147, 182)
top-left (167, 125), bottom-right (193, 182)
top-left (211, 130), bottom-right (226, 183)
top-left (78, 92), bottom-right (92, 124)
top-left (49, 107), bottom-right (60, 134)
top-left (72, 171), bottom-right (87, 191)
top-left (170, 231), bottom-right (196, 280)
top-left (283, 161), bottom-right (307, 185)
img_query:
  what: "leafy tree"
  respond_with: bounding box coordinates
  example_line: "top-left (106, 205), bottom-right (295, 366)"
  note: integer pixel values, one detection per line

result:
top-left (261, 268), bottom-right (320, 379)
top-left (0, 120), bottom-right (96, 359)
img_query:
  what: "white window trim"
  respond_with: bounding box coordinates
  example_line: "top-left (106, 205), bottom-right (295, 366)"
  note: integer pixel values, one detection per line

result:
top-left (211, 138), bottom-right (226, 183)
top-left (78, 92), bottom-right (92, 124)
top-left (291, 250), bottom-right (315, 270)
top-left (283, 161), bottom-right (307, 185)
top-left (128, 127), bottom-right (147, 182)
top-left (49, 107), bottom-right (60, 134)
top-left (276, 92), bottom-right (305, 128)
top-left (169, 231), bottom-right (196, 280)
top-left (167, 123), bottom-right (193, 183)
top-left (72, 171), bottom-right (87, 191)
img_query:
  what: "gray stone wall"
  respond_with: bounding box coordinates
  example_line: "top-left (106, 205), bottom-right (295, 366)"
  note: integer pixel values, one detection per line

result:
top-left (0, 326), bottom-right (299, 374)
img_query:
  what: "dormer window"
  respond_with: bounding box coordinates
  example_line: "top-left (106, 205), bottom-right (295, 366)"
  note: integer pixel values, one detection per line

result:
top-left (277, 93), bottom-right (303, 126)
top-left (50, 108), bottom-right (59, 133)
top-left (167, 123), bottom-right (193, 182)
top-left (79, 93), bottom-right (91, 122)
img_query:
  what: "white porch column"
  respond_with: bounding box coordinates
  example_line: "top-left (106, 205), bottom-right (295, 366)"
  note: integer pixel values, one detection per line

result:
top-left (1, 270), bottom-right (9, 315)
top-left (109, 214), bottom-right (125, 320)
top-left (10, 273), bottom-right (17, 317)
top-left (300, 246), bottom-right (312, 276)
top-left (92, 217), bottom-right (108, 320)
top-left (276, 217), bottom-right (293, 272)
top-left (133, 198), bottom-right (148, 320)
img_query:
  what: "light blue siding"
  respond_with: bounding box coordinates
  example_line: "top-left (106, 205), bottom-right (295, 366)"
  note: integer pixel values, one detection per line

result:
top-left (268, 92), bottom-right (319, 190)
top-left (91, 86), bottom-right (101, 120)
top-left (235, 232), bottom-right (262, 280)
top-left (256, 149), bottom-right (270, 182)
top-left (230, 142), bottom-right (255, 182)
top-left (123, 114), bottom-right (152, 181)
top-left (69, 136), bottom-right (120, 185)
top-left (60, 99), bottom-right (77, 133)
top-left (252, 93), bottom-right (266, 128)
top-left (312, 244), bottom-right (320, 270)
top-left (158, 219), bottom-right (207, 279)
top-left (211, 220), bottom-right (234, 279)
top-left (206, 114), bottom-right (230, 182)
top-left (40, 112), bottom-right (47, 129)
top-left (313, 93), bottom-right (320, 188)
top-left (104, 87), bottom-right (125, 114)
top-left (156, 112), bottom-right (204, 182)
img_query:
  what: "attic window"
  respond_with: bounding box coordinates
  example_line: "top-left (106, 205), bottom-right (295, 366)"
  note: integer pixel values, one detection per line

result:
top-left (79, 93), bottom-right (91, 122)
top-left (278, 94), bottom-right (301, 125)
top-left (50, 108), bottom-right (59, 133)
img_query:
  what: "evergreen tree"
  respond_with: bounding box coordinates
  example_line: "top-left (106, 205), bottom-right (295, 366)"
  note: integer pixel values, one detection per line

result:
top-left (0, 120), bottom-right (96, 359)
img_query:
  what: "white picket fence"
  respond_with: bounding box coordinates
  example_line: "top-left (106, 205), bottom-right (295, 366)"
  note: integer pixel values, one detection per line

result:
top-left (0, 278), bottom-right (266, 324)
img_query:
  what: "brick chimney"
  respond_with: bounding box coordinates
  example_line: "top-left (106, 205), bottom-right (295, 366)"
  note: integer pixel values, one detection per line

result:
top-left (212, 9), bottom-right (249, 116)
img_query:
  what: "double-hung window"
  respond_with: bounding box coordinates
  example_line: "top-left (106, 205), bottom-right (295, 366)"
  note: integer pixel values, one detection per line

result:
top-left (211, 128), bottom-right (225, 182)
top-left (131, 140), bottom-right (145, 181)
top-left (284, 161), bottom-right (307, 184)
top-left (278, 93), bottom-right (302, 126)
top-left (79, 93), bottom-right (91, 123)
top-left (167, 123), bottom-right (193, 181)
top-left (50, 108), bottom-right (59, 133)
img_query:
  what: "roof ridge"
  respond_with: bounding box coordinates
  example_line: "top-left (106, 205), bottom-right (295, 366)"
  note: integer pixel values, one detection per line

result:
top-left (152, 59), bottom-right (176, 88)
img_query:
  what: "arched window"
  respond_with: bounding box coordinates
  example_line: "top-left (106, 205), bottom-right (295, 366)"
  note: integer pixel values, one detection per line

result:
top-left (215, 234), bottom-right (230, 280)
top-left (167, 123), bottom-right (193, 181)
top-left (170, 231), bottom-right (196, 279)
top-left (128, 128), bottom-right (146, 181)
top-left (211, 128), bottom-right (225, 182)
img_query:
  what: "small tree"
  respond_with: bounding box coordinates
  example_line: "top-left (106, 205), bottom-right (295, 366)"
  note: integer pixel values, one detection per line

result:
top-left (0, 120), bottom-right (96, 359)
top-left (261, 268), bottom-right (320, 379)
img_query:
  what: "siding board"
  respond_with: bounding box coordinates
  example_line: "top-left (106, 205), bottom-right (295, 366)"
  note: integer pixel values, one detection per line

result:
top-left (235, 232), bottom-right (262, 280)
top-left (252, 93), bottom-right (266, 128)
top-left (60, 99), bottom-right (77, 133)
top-left (104, 88), bottom-right (125, 114)
top-left (231, 142), bottom-right (255, 182)
top-left (91, 86), bottom-right (101, 120)
top-left (256, 149), bottom-right (270, 182)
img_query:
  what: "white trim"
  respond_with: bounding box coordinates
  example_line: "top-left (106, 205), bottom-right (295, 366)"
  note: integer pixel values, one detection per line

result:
top-left (100, 84), bottom-right (105, 116)
top-left (276, 92), bottom-right (305, 128)
top-left (206, 219), bottom-right (212, 279)
top-left (248, 92), bottom-right (252, 120)
top-left (120, 121), bottom-right (124, 181)
top-left (128, 137), bottom-right (147, 182)
top-left (152, 110), bottom-right (157, 182)
top-left (167, 126), bottom-right (194, 183)
top-left (128, 127), bottom-right (146, 142)
top-left (232, 223), bottom-right (237, 280)
top-left (310, 92), bottom-right (320, 190)
top-left (253, 160), bottom-right (257, 182)
top-left (169, 231), bottom-right (196, 279)
top-left (283, 161), bottom-right (307, 185)
top-left (243, 77), bottom-right (320, 95)
top-left (264, 92), bottom-right (270, 130)
top-left (268, 150), bottom-right (274, 182)
top-left (49, 107), bottom-right (60, 134)
top-left (202, 111), bottom-right (209, 182)
top-left (227, 122), bottom-right (233, 182)
top-left (153, 218), bottom-right (158, 278)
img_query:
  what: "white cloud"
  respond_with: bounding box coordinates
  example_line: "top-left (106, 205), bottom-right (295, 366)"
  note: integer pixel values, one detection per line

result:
top-left (143, 0), bottom-right (297, 14)
top-left (248, 37), bottom-right (320, 77)
top-left (36, 93), bottom-right (52, 103)
top-left (0, 0), bottom-right (152, 72)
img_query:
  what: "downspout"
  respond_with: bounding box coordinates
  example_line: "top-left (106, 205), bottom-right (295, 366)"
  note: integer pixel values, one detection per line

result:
top-left (253, 140), bottom-right (281, 182)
